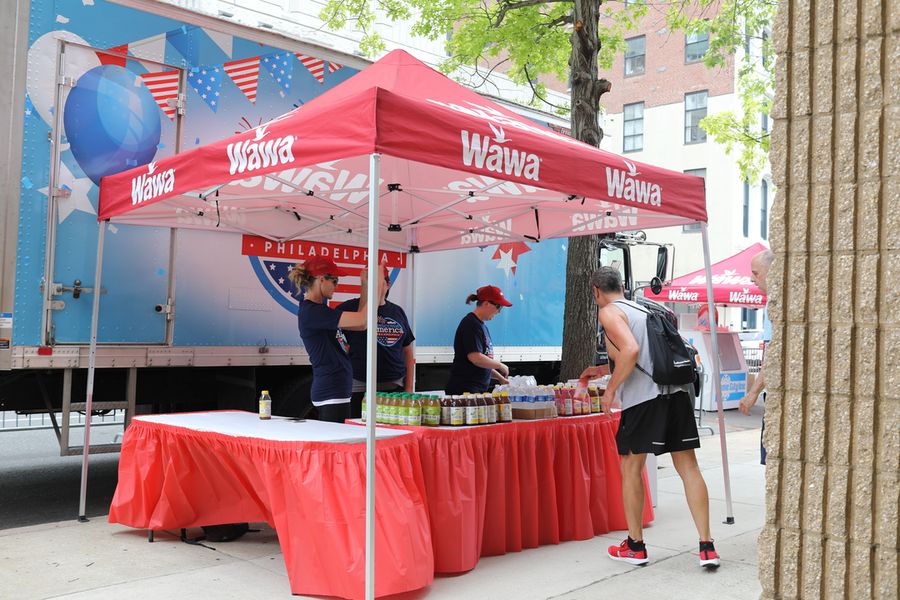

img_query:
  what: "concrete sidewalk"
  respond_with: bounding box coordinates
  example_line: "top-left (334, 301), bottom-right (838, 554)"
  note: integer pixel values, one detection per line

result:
top-left (0, 427), bottom-right (765, 600)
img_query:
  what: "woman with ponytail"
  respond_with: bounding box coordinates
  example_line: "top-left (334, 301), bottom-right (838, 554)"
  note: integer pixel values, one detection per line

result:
top-left (288, 257), bottom-right (384, 422)
top-left (445, 285), bottom-right (513, 395)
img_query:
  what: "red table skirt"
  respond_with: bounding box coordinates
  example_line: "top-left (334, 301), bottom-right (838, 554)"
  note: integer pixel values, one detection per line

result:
top-left (108, 419), bottom-right (434, 599)
top-left (406, 413), bottom-right (654, 573)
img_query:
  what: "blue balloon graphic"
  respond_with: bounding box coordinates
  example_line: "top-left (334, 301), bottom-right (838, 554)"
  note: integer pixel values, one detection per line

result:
top-left (64, 65), bottom-right (161, 185)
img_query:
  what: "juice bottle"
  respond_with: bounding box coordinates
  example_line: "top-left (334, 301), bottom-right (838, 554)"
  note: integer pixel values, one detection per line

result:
top-left (588, 386), bottom-right (601, 414)
top-left (476, 394), bottom-right (487, 424)
top-left (258, 390), bottom-right (272, 420)
top-left (500, 391), bottom-right (512, 422)
top-left (360, 393), bottom-right (367, 423)
top-left (491, 392), bottom-right (502, 423)
top-left (386, 394), bottom-right (398, 425)
top-left (424, 395), bottom-right (441, 426)
top-left (563, 386), bottom-right (574, 416)
top-left (408, 394), bottom-right (423, 426)
top-left (440, 396), bottom-right (452, 425)
top-left (450, 395), bottom-right (465, 426)
top-left (465, 394), bottom-right (478, 426)
top-left (397, 394), bottom-right (410, 426)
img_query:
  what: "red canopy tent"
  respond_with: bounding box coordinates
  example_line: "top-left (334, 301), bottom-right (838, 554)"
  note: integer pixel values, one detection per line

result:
top-left (645, 243), bottom-right (769, 307)
top-left (87, 50), bottom-right (733, 599)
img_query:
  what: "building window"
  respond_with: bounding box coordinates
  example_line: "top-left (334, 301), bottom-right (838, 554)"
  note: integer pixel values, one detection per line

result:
top-left (682, 168), bottom-right (706, 232)
top-left (623, 102), bottom-right (644, 152)
top-left (760, 180), bottom-right (769, 239)
top-left (742, 308), bottom-right (759, 330)
top-left (684, 91), bottom-right (708, 143)
top-left (743, 180), bottom-right (750, 237)
top-left (624, 36), bottom-right (645, 77)
top-left (685, 31), bottom-right (709, 63)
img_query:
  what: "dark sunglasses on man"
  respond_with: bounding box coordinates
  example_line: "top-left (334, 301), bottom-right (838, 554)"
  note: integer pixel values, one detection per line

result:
top-left (323, 275), bottom-right (339, 284)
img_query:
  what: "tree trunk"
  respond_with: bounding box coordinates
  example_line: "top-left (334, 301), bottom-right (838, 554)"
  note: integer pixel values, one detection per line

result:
top-left (559, 0), bottom-right (606, 381)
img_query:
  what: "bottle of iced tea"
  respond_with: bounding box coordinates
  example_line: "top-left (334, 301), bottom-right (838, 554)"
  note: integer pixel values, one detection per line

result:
top-left (440, 396), bottom-right (452, 425)
top-left (465, 394), bottom-right (478, 426)
top-left (450, 395), bottom-right (465, 426)
top-left (588, 386), bottom-right (601, 414)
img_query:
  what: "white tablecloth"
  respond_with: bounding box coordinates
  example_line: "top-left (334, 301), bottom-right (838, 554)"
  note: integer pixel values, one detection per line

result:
top-left (135, 411), bottom-right (411, 443)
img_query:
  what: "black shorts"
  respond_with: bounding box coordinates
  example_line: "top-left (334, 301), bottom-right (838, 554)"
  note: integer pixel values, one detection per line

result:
top-left (616, 391), bottom-right (700, 456)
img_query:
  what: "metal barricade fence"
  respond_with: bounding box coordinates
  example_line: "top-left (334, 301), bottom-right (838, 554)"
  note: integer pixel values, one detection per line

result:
top-left (0, 409), bottom-right (125, 431)
top-left (743, 346), bottom-right (765, 374)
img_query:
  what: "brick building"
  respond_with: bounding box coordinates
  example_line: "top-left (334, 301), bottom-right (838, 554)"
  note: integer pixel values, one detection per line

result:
top-left (595, 4), bottom-right (773, 332)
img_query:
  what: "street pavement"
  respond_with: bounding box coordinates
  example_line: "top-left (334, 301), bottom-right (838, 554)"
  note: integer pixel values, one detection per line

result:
top-left (0, 406), bottom-right (767, 599)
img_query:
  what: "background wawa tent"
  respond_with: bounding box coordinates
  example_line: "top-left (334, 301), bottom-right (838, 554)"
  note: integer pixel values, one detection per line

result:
top-left (91, 49), bottom-right (735, 599)
top-left (645, 242), bottom-right (768, 308)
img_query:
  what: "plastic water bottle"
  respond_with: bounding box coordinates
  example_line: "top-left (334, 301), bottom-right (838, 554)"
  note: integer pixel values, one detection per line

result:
top-left (258, 390), bottom-right (272, 420)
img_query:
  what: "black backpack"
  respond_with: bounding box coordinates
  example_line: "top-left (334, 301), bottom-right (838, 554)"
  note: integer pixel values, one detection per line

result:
top-left (611, 300), bottom-right (695, 386)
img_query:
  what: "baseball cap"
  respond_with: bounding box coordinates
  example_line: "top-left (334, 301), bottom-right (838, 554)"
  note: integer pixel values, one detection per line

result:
top-left (477, 285), bottom-right (513, 307)
top-left (303, 256), bottom-right (350, 277)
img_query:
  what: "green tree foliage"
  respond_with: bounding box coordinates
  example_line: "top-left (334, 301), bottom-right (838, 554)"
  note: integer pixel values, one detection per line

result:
top-left (321, 1), bottom-right (647, 109)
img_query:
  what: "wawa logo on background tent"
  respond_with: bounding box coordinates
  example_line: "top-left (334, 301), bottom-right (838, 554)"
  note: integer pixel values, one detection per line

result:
top-left (668, 287), bottom-right (700, 302)
top-left (226, 124), bottom-right (296, 175)
top-left (131, 161), bottom-right (175, 206)
top-left (461, 123), bottom-right (541, 182)
top-left (605, 159), bottom-right (662, 206)
top-left (729, 288), bottom-right (765, 304)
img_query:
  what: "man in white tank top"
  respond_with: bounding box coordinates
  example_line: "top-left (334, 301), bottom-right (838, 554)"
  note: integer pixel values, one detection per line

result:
top-left (580, 266), bottom-right (720, 568)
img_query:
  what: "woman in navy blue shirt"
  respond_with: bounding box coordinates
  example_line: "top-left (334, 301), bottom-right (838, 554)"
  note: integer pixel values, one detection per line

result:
top-left (445, 285), bottom-right (512, 395)
top-left (288, 256), bottom-right (382, 422)
top-left (337, 266), bottom-right (416, 419)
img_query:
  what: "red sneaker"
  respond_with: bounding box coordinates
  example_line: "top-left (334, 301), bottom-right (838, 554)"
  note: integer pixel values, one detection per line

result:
top-left (607, 538), bottom-right (649, 566)
top-left (699, 540), bottom-right (720, 568)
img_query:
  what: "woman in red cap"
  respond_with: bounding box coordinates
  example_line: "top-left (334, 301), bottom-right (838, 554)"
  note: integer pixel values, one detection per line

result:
top-left (288, 257), bottom-right (384, 422)
top-left (445, 285), bottom-right (512, 395)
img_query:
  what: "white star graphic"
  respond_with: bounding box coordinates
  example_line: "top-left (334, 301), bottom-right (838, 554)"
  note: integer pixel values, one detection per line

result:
top-left (278, 277), bottom-right (284, 284)
top-left (495, 248), bottom-right (517, 276)
top-left (38, 161), bottom-right (96, 223)
top-left (269, 264), bottom-right (276, 271)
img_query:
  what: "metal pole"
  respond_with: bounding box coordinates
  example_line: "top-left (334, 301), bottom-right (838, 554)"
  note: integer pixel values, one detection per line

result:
top-left (78, 220), bottom-right (106, 521)
top-left (700, 223), bottom-right (735, 524)
top-left (408, 252), bottom-right (416, 390)
top-left (364, 153), bottom-right (381, 600)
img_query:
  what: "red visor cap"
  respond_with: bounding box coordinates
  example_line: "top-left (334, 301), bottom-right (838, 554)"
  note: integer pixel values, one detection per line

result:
top-left (477, 285), bottom-right (513, 307)
top-left (304, 256), bottom-right (350, 277)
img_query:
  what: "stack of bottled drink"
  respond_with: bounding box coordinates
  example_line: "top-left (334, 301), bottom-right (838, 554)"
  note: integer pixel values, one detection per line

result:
top-left (551, 382), bottom-right (605, 416)
top-left (361, 392), bottom-right (514, 427)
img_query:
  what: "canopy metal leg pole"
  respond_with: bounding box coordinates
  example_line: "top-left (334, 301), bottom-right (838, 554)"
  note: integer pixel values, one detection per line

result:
top-left (364, 153), bottom-right (381, 600)
top-left (408, 252), bottom-right (416, 390)
top-left (700, 223), bottom-right (735, 524)
top-left (78, 220), bottom-right (106, 521)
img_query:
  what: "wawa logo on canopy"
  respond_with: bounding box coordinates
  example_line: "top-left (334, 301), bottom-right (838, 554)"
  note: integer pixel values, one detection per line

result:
top-left (605, 159), bottom-right (662, 207)
top-left (226, 124), bottom-right (297, 176)
top-left (668, 287), bottom-right (700, 302)
top-left (728, 288), bottom-right (765, 305)
top-left (131, 161), bottom-right (175, 206)
top-left (461, 123), bottom-right (541, 182)
top-left (687, 270), bottom-right (754, 287)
